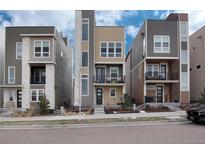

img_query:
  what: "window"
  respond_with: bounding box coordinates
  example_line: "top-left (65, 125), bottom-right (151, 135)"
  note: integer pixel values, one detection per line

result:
top-left (8, 66), bottom-right (15, 84)
top-left (31, 89), bottom-right (45, 102)
top-left (34, 40), bottom-right (50, 57)
top-left (101, 42), bottom-right (107, 57)
top-left (110, 88), bottom-right (116, 97)
top-left (154, 35), bottom-right (170, 53)
top-left (82, 52), bottom-right (88, 67)
top-left (147, 64), bottom-right (159, 77)
top-left (81, 75), bottom-right (88, 96)
top-left (142, 37), bottom-right (146, 56)
top-left (108, 43), bottom-right (115, 57)
top-left (110, 67), bottom-right (118, 78)
top-left (181, 72), bottom-right (188, 91)
top-left (181, 51), bottom-right (188, 64)
top-left (180, 22), bottom-right (188, 35)
top-left (196, 65), bottom-right (201, 70)
top-left (181, 41), bottom-right (187, 50)
top-left (16, 42), bottom-right (22, 59)
top-left (82, 19), bottom-right (89, 41)
top-left (116, 42), bottom-right (122, 57)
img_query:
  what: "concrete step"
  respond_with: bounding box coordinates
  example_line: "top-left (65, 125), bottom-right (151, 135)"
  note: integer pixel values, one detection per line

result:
top-left (94, 105), bottom-right (105, 115)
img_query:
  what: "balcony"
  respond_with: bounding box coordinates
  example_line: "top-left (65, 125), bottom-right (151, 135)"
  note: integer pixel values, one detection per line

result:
top-left (145, 71), bottom-right (178, 81)
top-left (30, 66), bottom-right (46, 84)
top-left (30, 75), bottom-right (45, 84)
top-left (93, 75), bottom-right (125, 84)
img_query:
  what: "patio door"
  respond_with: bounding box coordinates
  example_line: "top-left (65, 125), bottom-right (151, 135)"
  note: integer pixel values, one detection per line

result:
top-left (156, 86), bottom-right (163, 103)
top-left (160, 64), bottom-right (167, 80)
top-left (96, 68), bottom-right (105, 83)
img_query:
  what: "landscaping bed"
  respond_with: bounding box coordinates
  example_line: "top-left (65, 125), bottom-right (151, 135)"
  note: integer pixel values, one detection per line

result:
top-left (105, 108), bottom-right (140, 114)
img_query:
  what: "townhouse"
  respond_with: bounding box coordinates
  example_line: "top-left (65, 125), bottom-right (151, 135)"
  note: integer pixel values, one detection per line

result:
top-left (125, 13), bottom-right (190, 105)
top-left (75, 10), bottom-right (125, 111)
top-left (190, 26), bottom-right (205, 102)
top-left (0, 26), bottom-right (72, 109)
top-left (0, 29), bottom-right (4, 107)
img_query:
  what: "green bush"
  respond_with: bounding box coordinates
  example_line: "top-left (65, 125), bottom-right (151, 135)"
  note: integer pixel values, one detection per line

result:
top-left (39, 96), bottom-right (50, 115)
top-left (199, 88), bottom-right (205, 104)
top-left (118, 94), bottom-right (133, 109)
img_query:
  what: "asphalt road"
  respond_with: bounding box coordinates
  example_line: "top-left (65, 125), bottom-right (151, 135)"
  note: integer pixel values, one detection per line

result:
top-left (0, 121), bottom-right (205, 144)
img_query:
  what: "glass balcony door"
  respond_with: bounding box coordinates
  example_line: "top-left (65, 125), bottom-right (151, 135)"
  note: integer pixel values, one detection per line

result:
top-left (96, 68), bottom-right (105, 83)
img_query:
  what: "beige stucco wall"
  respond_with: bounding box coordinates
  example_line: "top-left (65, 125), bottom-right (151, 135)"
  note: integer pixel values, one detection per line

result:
top-left (95, 26), bottom-right (125, 63)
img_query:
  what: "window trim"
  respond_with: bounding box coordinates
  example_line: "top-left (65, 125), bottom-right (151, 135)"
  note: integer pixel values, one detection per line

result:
top-left (8, 66), bottom-right (15, 84)
top-left (16, 42), bottom-right (22, 59)
top-left (154, 35), bottom-right (170, 53)
top-left (30, 89), bottom-right (45, 102)
top-left (110, 67), bottom-right (119, 78)
top-left (81, 74), bottom-right (89, 96)
top-left (81, 51), bottom-right (89, 68)
top-left (33, 40), bottom-right (50, 58)
top-left (82, 18), bottom-right (89, 42)
top-left (110, 88), bottom-right (117, 97)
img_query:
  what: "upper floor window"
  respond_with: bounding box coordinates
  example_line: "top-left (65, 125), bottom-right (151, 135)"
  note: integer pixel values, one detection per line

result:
top-left (34, 40), bottom-right (50, 58)
top-left (82, 19), bottom-right (89, 41)
top-left (180, 22), bottom-right (188, 35)
top-left (110, 67), bottom-right (118, 78)
top-left (16, 42), bottom-right (22, 59)
top-left (81, 75), bottom-right (89, 96)
top-left (181, 50), bottom-right (188, 65)
top-left (8, 66), bottom-right (15, 84)
top-left (154, 35), bottom-right (170, 53)
top-left (100, 42), bottom-right (122, 58)
top-left (82, 52), bottom-right (88, 67)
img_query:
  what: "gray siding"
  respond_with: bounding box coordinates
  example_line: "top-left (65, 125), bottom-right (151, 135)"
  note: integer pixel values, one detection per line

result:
top-left (0, 29), bottom-right (4, 107)
top-left (147, 20), bottom-right (179, 57)
top-left (81, 10), bottom-right (95, 106)
top-left (54, 30), bottom-right (73, 108)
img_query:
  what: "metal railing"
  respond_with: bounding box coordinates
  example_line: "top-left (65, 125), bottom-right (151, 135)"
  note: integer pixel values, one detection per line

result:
top-left (30, 76), bottom-right (46, 84)
top-left (94, 75), bottom-right (125, 83)
top-left (145, 71), bottom-right (178, 80)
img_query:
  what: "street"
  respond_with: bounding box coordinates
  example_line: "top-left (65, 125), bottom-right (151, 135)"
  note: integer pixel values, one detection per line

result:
top-left (0, 121), bottom-right (205, 144)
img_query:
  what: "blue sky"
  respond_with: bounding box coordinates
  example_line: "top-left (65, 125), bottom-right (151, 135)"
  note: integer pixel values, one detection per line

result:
top-left (0, 10), bottom-right (204, 55)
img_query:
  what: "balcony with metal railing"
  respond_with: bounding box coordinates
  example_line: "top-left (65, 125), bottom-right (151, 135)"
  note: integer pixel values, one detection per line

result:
top-left (93, 75), bottom-right (125, 85)
top-left (145, 71), bottom-right (179, 81)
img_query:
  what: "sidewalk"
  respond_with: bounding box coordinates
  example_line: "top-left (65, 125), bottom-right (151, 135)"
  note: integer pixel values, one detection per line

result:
top-left (0, 111), bottom-right (186, 122)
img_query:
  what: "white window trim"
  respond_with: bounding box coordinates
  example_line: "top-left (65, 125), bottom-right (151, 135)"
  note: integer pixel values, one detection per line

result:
top-left (30, 89), bottom-right (45, 102)
top-left (33, 40), bottom-right (50, 58)
top-left (154, 35), bottom-right (170, 53)
top-left (16, 42), bottom-right (22, 59)
top-left (110, 67), bottom-right (119, 77)
top-left (81, 51), bottom-right (89, 68)
top-left (82, 18), bottom-right (89, 42)
top-left (110, 88), bottom-right (117, 98)
top-left (147, 64), bottom-right (159, 73)
top-left (8, 66), bottom-right (15, 84)
top-left (100, 41), bottom-right (123, 58)
top-left (81, 74), bottom-right (89, 96)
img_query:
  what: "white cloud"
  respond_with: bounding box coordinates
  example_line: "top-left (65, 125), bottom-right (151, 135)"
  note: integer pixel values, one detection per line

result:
top-left (126, 25), bottom-right (139, 38)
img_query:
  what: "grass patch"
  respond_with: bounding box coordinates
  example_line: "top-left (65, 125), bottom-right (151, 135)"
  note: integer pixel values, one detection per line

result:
top-left (0, 116), bottom-right (170, 126)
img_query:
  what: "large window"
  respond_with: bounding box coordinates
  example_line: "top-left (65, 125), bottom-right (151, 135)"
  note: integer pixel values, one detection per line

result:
top-left (100, 42), bottom-right (122, 57)
top-left (81, 75), bottom-right (88, 96)
top-left (181, 51), bottom-right (188, 64)
top-left (82, 19), bottom-right (89, 41)
top-left (8, 66), bottom-right (15, 84)
top-left (31, 67), bottom-right (46, 84)
top-left (154, 35), bottom-right (170, 53)
top-left (16, 42), bottom-right (22, 59)
top-left (31, 89), bottom-right (45, 102)
top-left (82, 52), bottom-right (88, 67)
top-left (34, 40), bottom-right (50, 57)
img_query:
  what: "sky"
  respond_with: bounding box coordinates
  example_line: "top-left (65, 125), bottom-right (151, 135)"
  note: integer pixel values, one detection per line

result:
top-left (1, 10), bottom-right (205, 55)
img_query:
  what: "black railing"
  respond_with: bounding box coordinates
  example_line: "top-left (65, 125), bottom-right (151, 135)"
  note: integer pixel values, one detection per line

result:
top-left (145, 71), bottom-right (178, 80)
top-left (94, 75), bottom-right (125, 83)
top-left (30, 76), bottom-right (46, 84)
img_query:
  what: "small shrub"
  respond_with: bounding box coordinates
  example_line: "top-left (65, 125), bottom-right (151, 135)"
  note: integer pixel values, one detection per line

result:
top-left (39, 96), bottom-right (50, 115)
top-left (118, 94), bottom-right (133, 110)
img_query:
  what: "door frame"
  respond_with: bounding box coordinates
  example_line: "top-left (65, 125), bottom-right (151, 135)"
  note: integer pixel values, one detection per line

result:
top-left (96, 87), bottom-right (103, 105)
top-left (160, 63), bottom-right (168, 79)
top-left (156, 84), bottom-right (164, 103)
top-left (96, 66), bottom-right (106, 82)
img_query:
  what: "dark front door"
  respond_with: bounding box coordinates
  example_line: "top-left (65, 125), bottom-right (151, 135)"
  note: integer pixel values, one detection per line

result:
top-left (96, 88), bottom-right (103, 105)
top-left (156, 86), bottom-right (163, 103)
top-left (17, 90), bottom-right (22, 108)
top-left (96, 68), bottom-right (105, 83)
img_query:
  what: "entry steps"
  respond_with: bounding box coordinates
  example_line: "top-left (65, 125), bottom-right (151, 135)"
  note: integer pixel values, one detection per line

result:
top-left (94, 105), bottom-right (105, 115)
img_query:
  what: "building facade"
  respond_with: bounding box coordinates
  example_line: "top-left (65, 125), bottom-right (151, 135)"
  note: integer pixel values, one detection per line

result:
top-left (125, 13), bottom-right (190, 105)
top-left (190, 26), bottom-right (205, 102)
top-left (0, 26), bottom-right (72, 109)
top-left (75, 10), bottom-right (125, 109)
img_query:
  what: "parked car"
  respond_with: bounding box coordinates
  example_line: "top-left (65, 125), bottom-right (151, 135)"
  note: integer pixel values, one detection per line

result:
top-left (187, 105), bottom-right (205, 123)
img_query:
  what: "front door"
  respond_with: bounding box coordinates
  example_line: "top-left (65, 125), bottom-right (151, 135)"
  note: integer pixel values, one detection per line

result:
top-left (96, 88), bottom-right (103, 105)
top-left (156, 86), bottom-right (163, 103)
top-left (96, 68), bottom-right (105, 83)
top-left (17, 90), bottom-right (22, 108)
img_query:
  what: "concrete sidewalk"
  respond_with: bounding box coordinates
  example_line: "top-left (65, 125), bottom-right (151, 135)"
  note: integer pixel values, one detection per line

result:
top-left (0, 111), bottom-right (186, 122)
